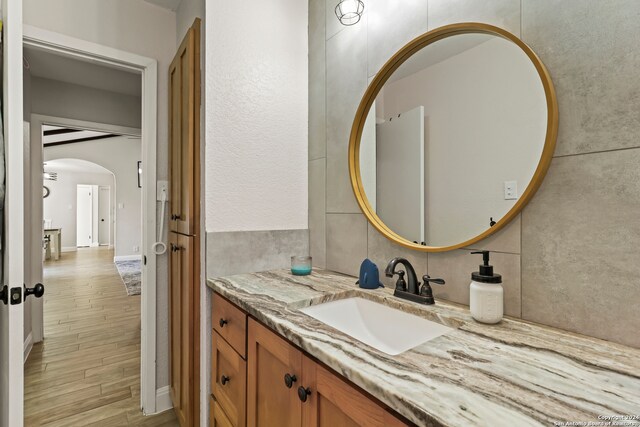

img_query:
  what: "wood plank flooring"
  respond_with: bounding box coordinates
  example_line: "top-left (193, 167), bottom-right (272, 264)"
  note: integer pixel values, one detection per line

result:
top-left (24, 247), bottom-right (178, 426)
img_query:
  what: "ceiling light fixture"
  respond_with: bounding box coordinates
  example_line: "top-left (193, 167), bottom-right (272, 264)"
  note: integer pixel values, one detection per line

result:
top-left (335, 0), bottom-right (364, 26)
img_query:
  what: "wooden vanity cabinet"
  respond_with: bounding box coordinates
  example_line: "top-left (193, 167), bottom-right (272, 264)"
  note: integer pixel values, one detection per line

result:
top-left (246, 318), bottom-right (406, 427)
top-left (212, 293), bottom-right (407, 427)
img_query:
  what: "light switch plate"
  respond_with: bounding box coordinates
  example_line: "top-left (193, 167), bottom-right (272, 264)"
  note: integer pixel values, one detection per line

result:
top-left (157, 180), bottom-right (169, 201)
top-left (504, 181), bottom-right (518, 200)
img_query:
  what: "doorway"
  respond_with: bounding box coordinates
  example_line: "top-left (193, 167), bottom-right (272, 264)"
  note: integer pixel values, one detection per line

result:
top-left (75, 184), bottom-right (112, 249)
top-left (76, 184), bottom-right (93, 247)
top-left (22, 25), bottom-right (161, 415)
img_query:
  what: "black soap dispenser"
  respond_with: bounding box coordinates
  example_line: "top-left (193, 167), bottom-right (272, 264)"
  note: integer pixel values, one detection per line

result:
top-left (469, 251), bottom-right (503, 324)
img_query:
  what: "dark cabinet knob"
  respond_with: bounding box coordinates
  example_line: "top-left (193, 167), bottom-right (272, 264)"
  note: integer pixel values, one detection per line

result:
top-left (221, 375), bottom-right (230, 386)
top-left (297, 386), bottom-right (311, 402)
top-left (219, 318), bottom-right (228, 328)
top-left (284, 373), bottom-right (297, 388)
top-left (24, 283), bottom-right (45, 299)
top-left (171, 214), bottom-right (182, 220)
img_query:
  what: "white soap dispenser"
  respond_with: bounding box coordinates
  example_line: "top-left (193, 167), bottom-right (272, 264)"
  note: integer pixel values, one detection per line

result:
top-left (469, 251), bottom-right (503, 324)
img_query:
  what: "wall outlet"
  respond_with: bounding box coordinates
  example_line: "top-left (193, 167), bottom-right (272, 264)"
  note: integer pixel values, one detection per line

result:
top-left (133, 246), bottom-right (140, 253)
top-left (504, 181), bottom-right (518, 200)
top-left (157, 180), bottom-right (169, 201)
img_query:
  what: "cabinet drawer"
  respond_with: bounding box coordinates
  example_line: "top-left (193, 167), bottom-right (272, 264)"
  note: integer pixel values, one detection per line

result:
top-left (211, 397), bottom-right (235, 427)
top-left (213, 293), bottom-right (247, 358)
top-left (212, 331), bottom-right (247, 427)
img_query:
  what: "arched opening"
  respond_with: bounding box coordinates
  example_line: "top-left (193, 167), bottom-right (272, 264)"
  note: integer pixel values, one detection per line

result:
top-left (43, 158), bottom-right (117, 252)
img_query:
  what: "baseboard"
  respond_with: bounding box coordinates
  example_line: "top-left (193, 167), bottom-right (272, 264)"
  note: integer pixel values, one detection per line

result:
top-left (90, 242), bottom-right (100, 247)
top-left (155, 386), bottom-right (173, 414)
top-left (23, 332), bottom-right (33, 363)
top-left (61, 247), bottom-right (77, 253)
top-left (114, 255), bottom-right (142, 262)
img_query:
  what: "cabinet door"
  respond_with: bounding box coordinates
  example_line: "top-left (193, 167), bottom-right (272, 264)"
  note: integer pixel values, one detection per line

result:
top-left (168, 18), bottom-right (200, 235)
top-left (169, 233), bottom-right (195, 426)
top-left (212, 331), bottom-right (247, 426)
top-left (212, 399), bottom-right (235, 427)
top-left (247, 319), bottom-right (302, 427)
top-left (301, 356), bottom-right (406, 427)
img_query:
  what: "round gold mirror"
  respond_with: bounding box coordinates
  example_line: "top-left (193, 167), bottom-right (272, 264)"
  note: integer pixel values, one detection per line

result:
top-left (349, 23), bottom-right (558, 252)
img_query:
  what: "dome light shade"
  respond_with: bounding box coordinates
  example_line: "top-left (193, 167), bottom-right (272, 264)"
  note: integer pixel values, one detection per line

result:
top-left (335, 0), bottom-right (364, 26)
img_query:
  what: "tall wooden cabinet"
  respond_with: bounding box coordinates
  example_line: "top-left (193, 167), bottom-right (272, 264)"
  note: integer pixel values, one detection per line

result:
top-left (169, 18), bottom-right (201, 427)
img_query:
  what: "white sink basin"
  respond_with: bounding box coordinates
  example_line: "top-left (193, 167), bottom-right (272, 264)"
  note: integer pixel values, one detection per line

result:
top-left (299, 297), bottom-right (451, 355)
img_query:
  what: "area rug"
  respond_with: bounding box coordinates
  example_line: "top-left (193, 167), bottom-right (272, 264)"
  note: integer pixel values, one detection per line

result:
top-left (115, 259), bottom-right (141, 296)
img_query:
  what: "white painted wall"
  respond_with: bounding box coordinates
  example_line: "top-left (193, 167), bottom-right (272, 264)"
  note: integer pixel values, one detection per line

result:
top-left (31, 77), bottom-right (141, 129)
top-left (43, 171), bottom-right (114, 250)
top-left (43, 137), bottom-right (142, 257)
top-left (380, 37), bottom-right (546, 246)
top-left (24, 0), bottom-right (176, 389)
top-left (206, 0), bottom-right (308, 232)
top-left (176, 0), bottom-right (204, 43)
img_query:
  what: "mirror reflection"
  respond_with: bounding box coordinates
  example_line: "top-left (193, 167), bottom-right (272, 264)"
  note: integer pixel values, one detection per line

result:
top-left (359, 33), bottom-right (548, 247)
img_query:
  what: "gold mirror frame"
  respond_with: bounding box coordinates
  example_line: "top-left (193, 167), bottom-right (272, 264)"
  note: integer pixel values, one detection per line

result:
top-left (348, 23), bottom-right (558, 252)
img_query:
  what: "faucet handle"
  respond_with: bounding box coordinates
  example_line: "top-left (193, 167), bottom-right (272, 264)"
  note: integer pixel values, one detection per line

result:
top-left (422, 275), bottom-right (445, 285)
top-left (394, 271), bottom-right (407, 292)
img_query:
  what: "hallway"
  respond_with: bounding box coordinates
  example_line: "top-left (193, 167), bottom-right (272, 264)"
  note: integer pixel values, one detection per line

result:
top-left (24, 247), bottom-right (177, 426)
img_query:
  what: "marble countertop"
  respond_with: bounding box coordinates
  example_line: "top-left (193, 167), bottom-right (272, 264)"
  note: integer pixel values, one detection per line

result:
top-left (207, 269), bottom-right (640, 427)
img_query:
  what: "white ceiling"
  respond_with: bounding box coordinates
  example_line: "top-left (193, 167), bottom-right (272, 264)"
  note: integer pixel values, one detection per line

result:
top-left (24, 46), bottom-right (142, 97)
top-left (44, 158), bottom-right (113, 175)
top-left (143, 0), bottom-right (182, 11)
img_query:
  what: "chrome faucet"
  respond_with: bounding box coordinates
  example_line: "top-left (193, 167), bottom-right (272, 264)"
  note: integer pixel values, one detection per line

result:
top-left (385, 257), bottom-right (445, 305)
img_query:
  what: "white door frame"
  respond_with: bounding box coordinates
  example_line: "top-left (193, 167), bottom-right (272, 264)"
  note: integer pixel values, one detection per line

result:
top-left (23, 26), bottom-right (160, 414)
top-left (1, 0), bottom-right (25, 424)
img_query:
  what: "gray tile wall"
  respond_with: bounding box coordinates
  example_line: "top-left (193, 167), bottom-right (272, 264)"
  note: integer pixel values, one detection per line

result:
top-left (309, 0), bottom-right (640, 348)
top-left (206, 229), bottom-right (310, 278)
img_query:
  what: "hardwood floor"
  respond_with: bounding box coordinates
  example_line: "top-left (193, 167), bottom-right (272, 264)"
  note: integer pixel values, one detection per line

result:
top-left (24, 247), bottom-right (179, 426)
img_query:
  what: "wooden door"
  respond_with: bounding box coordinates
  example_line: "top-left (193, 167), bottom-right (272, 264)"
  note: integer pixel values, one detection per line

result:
top-left (169, 233), bottom-right (195, 426)
top-left (169, 18), bottom-right (200, 236)
top-left (76, 185), bottom-right (93, 247)
top-left (301, 357), bottom-right (406, 427)
top-left (247, 319), bottom-right (302, 427)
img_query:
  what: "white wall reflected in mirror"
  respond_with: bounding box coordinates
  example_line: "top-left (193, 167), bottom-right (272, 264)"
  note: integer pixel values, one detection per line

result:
top-left (360, 33), bottom-right (547, 247)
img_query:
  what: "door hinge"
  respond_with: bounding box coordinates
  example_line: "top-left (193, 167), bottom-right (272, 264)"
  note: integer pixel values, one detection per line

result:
top-left (144, 255), bottom-right (147, 265)
top-left (9, 287), bottom-right (22, 305)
